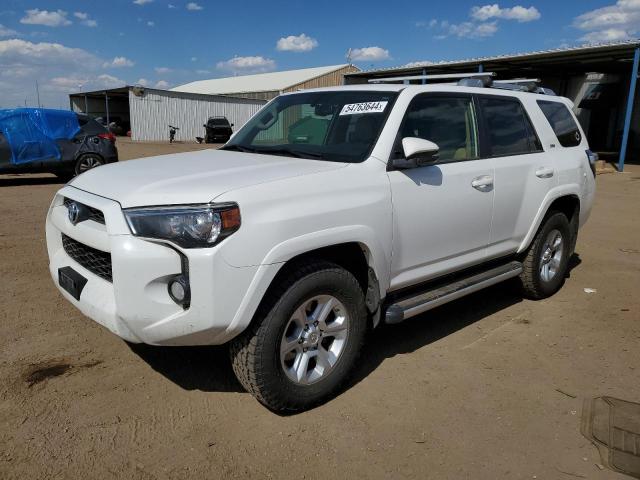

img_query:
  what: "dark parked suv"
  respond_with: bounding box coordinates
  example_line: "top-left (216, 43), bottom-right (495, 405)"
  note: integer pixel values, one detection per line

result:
top-left (204, 116), bottom-right (234, 143)
top-left (0, 108), bottom-right (118, 180)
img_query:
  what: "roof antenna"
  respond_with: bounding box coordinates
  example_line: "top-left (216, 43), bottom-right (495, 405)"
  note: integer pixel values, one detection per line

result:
top-left (346, 48), bottom-right (352, 66)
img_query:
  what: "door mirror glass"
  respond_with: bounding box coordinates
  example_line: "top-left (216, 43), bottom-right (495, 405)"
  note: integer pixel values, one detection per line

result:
top-left (393, 137), bottom-right (439, 169)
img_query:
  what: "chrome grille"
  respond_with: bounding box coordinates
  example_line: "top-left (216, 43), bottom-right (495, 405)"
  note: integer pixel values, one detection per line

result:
top-left (63, 197), bottom-right (105, 225)
top-left (62, 234), bottom-right (112, 282)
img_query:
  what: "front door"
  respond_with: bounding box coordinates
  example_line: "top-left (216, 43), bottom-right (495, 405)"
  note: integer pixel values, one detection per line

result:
top-left (387, 94), bottom-right (494, 291)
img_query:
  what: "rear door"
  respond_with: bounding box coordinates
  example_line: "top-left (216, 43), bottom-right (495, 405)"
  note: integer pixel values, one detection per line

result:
top-left (387, 93), bottom-right (495, 290)
top-left (477, 95), bottom-right (557, 259)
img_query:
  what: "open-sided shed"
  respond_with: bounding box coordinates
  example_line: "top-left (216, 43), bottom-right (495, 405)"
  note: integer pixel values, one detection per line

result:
top-left (69, 87), bottom-right (266, 142)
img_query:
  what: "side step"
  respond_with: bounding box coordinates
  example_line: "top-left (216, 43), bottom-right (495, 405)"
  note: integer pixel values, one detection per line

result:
top-left (385, 261), bottom-right (523, 324)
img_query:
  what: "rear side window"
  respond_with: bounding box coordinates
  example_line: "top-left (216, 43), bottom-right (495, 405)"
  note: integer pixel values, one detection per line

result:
top-left (537, 100), bottom-right (582, 147)
top-left (479, 97), bottom-right (542, 157)
top-left (76, 114), bottom-right (107, 135)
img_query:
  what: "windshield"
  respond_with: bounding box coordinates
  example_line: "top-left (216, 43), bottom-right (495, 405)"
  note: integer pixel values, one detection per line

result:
top-left (223, 90), bottom-right (398, 162)
top-left (208, 118), bottom-right (230, 126)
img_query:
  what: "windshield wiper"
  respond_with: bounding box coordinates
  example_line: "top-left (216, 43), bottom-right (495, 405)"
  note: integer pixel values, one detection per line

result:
top-left (252, 147), bottom-right (325, 159)
top-left (220, 144), bottom-right (257, 153)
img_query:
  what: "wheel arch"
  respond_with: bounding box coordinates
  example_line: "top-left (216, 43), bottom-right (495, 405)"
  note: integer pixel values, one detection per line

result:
top-left (226, 240), bottom-right (385, 341)
top-left (518, 189), bottom-right (581, 254)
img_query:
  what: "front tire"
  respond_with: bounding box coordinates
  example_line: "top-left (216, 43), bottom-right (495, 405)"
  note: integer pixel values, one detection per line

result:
top-left (230, 261), bottom-right (367, 412)
top-left (519, 211), bottom-right (572, 299)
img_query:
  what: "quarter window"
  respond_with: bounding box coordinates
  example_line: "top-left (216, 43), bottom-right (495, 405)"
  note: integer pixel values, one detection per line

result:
top-left (397, 95), bottom-right (479, 162)
top-left (537, 100), bottom-right (582, 147)
top-left (479, 97), bottom-right (542, 156)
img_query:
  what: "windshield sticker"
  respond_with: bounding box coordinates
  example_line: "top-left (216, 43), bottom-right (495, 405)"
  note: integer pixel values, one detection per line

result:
top-left (339, 101), bottom-right (388, 116)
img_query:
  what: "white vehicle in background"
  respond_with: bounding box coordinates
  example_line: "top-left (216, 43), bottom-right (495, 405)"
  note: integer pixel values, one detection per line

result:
top-left (46, 75), bottom-right (596, 411)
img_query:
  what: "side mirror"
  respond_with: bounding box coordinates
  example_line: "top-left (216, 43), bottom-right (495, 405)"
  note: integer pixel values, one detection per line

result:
top-left (203, 124), bottom-right (207, 128)
top-left (230, 123), bottom-right (234, 127)
top-left (392, 137), bottom-right (440, 169)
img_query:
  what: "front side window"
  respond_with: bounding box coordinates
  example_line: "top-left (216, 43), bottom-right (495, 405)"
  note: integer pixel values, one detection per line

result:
top-left (224, 90), bottom-right (398, 163)
top-left (396, 95), bottom-right (479, 161)
top-left (537, 100), bottom-right (582, 147)
top-left (479, 97), bottom-right (542, 156)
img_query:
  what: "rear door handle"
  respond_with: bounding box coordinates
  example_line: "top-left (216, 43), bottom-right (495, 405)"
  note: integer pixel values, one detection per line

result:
top-left (535, 167), bottom-right (554, 178)
top-left (471, 175), bottom-right (494, 191)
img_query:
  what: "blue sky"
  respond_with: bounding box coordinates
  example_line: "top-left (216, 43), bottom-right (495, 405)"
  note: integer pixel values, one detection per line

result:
top-left (0, 0), bottom-right (637, 107)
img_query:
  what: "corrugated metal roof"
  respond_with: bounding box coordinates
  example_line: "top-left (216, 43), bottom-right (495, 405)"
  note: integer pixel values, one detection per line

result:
top-left (171, 64), bottom-right (351, 95)
top-left (347, 39), bottom-right (640, 76)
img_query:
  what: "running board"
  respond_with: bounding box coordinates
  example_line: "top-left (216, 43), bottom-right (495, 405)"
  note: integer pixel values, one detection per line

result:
top-left (385, 261), bottom-right (523, 324)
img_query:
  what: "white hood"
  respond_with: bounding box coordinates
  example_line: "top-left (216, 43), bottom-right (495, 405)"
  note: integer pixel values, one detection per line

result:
top-left (69, 149), bottom-right (346, 208)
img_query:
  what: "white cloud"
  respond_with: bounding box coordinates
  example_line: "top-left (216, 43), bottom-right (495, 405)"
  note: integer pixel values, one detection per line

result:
top-left (471, 4), bottom-right (541, 22)
top-left (196, 69), bottom-right (211, 74)
top-left (104, 56), bottom-right (135, 68)
top-left (133, 0), bottom-right (153, 5)
top-left (0, 39), bottom-right (100, 69)
top-left (0, 39), bottom-right (127, 107)
top-left (136, 78), bottom-right (149, 86)
top-left (349, 46), bottom-right (391, 62)
top-left (154, 66), bottom-right (172, 74)
top-left (49, 74), bottom-right (125, 91)
top-left (186, 2), bottom-right (203, 10)
top-left (0, 24), bottom-right (18, 37)
top-left (20, 9), bottom-right (71, 27)
top-left (216, 55), bottom-right (276, 74)
top-left (155, 80), bottom-right (170, 88)
top-left (574, 0), bottom-right (640, 42)
top-left (168, 3), bottom-right (176, 8)
top-left (74, 12), bottom-right (97, 27)
top-left (191, 56), bottom-right (197, 61)
top-left (447, 21), bottom-right (498, 38)
top-left (276, 33), bottom-right (318, 52)
top-left (147, 21), bottom-right (155, 26)
top-left (404, 60), bottom-right (434, 67)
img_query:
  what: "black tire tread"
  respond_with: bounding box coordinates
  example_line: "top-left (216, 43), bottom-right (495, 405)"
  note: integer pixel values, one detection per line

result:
top-left (229, 260), bottom-right (365, 411)
top-left (519, 211), bottom-right (570, 300)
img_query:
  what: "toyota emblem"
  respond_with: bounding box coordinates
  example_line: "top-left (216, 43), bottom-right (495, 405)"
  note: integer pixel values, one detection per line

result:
top-left (68, 202), bottom-right (80, 225)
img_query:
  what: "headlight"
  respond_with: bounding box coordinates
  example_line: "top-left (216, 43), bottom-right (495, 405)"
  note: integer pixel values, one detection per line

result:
top-left (123, 203), bottom-right (241, 248)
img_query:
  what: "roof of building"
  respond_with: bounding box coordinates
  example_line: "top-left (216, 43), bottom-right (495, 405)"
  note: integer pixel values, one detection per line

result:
top-left (346, 39), bottom-right (640, 78)
top-left (171, 64), bottom-right (352, 95)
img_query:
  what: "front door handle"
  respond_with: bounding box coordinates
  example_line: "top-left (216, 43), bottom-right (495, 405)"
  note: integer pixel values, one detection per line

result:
top-left (535, 167), bottom-right (554, 178)
top-left (471, 175), bottom-right (494, 191)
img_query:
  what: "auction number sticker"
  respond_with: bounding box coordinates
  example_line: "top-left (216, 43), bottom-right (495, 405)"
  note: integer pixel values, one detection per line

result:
top-left (339, 101), bottom-right (388, 115)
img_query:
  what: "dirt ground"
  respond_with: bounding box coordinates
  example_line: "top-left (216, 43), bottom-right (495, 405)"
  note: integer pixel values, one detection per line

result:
top-left (1, 139), bottom-right (639, 479)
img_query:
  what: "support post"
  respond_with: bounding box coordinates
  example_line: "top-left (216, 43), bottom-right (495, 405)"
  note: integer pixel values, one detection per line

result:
top-left (619, 47), bottom-right (639, 172)
top-left (422, 68), bottom-right (426, 85)
top-left (478, 64), bottom-right (484, 73)
top-left (84, 95), bottom-right (88, 115)
top-left (105, 92), bottom-right (110, 126)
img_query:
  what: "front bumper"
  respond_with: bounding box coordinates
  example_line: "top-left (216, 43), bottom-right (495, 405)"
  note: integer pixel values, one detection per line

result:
top-left (46, 186), bottom-right (265, 346)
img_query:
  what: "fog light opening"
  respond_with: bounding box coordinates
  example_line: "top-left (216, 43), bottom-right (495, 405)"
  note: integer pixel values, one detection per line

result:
top-left (168, 276), bottom-right (190, 307)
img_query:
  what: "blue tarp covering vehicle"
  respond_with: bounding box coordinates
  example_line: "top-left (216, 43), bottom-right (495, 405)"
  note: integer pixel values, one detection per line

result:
top-left (0, 108), bottom-right (80, 164)
top-left (0, 108), bottom-right (118, 179)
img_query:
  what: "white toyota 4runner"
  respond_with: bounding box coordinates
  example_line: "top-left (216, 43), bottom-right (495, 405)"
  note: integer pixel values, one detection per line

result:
top-left (46, 81), bottom-right (596, 411)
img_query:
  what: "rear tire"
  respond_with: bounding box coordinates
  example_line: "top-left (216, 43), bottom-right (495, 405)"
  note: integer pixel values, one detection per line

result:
top-left (230, 260), bottom-right (367, 412)
top-left (75, 154), bottom-right (104, 176)
top-left (519, 211), bottom-right (572, 299)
